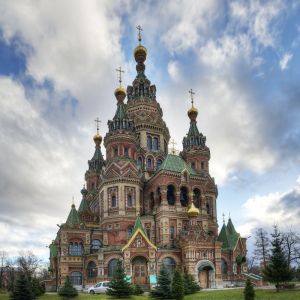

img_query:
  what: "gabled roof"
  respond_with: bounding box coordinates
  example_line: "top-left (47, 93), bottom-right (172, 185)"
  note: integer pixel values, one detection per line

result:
top-left (122, 216), bottom-right (157, 251)
top-left (217, 218), bottom-right (240, 251)
top-left (158, 154), bottom-right (197, 175)
top-left (65, 204), bottom-right (80, 227)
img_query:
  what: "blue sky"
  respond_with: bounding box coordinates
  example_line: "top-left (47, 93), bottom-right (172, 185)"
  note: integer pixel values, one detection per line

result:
top-left (0, 0), bottom-right (299, 260)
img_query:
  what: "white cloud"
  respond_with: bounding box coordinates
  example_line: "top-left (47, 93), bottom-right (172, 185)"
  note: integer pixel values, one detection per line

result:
top-left (238, 175), bottom-right (300, 237)
top-left (167, 60), bottom-right (181, 82)
top-left (279, 52), bottom-right (293, 70)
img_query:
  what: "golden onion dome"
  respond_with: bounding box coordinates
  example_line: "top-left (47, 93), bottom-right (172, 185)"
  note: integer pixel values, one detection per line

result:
top-left (134, 45), bottom-right (147, 63)
top-left (187, 201), bottom-right (200, 218)
top-left (187, 104), bottom-right (198, 121)
top-left (93, 133), bottom-right (102, 144)
top-left (114, 86), bottom-right (126, 102)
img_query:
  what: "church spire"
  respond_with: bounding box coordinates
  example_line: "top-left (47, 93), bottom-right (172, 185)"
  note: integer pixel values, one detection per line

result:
top-left (88, 118), bottom-right (105, 171)
top-left (183, 90), bottom-right (206, 151)
top-left (134, 25), bottom-right (147, 75)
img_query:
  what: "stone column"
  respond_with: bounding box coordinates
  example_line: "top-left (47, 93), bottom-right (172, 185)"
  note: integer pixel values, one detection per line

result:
top-left (160, 185), bottom-right (168, 206)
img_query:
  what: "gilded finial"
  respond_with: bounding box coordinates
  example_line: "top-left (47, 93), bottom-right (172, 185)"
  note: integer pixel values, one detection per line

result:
top-left (114, 67), bottom-right (126, 101)
top-left (170, 139), bottom-right (177, 155)
top-left (136, 25), bottom-right (143, 45)
top-left (93, 118), bottom-right (102, 144)
top-left (188, 200), bottom-right (200, 218)
top-left (187, 89), bottom-right (198, 121)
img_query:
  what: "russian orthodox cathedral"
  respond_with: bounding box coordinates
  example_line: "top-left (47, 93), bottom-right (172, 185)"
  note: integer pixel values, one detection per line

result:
top-left (47, 28), bottom-right (248, 291)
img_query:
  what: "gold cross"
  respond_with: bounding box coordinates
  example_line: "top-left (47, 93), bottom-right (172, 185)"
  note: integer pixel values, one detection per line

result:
top-left (94, 117), bottom-right (101, 134)
top-left (170, 139), bottom-right (177, 155)
top-left (115, 66), bottom-right (125, 87)
top-left (189, 89), bottom-right (195, 106)
top-left (136, 25), bottom-right (143, 44)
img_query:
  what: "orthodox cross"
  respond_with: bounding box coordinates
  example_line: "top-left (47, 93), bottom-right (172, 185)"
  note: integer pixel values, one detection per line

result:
top-left (170, 139), bottom-right (177, 155)
top-left (115, 66), bottom-right (125, 87)
top-left (222, 213), bottom-right (225, 224)
top-left (94, 117), bottom-right (101, 134)
top-left (136, 25), bottom-right (143, 44)
top-left (189, 88), bottom-right (195, 106)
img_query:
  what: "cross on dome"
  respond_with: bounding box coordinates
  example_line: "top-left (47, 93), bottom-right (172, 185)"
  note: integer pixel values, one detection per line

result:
top-left (115, 66), bottom-right (125, 87)
top-left (170, 139), bottom-right (177, 155)
top-left (94, 117), bottom-right (101, 134)
top-left (136, 25), bottom-right (143, 45)
top-left (189, 88), bottom-right (195, 106)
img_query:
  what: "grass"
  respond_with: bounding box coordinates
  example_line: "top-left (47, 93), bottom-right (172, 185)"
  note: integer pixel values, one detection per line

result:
top-left (0, 289), bottom-right (299, 300)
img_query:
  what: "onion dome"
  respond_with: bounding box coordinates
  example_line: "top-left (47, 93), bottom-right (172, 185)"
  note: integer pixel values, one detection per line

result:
top-left (93, 132), bottom-right (102, 145)
top-left (134, 45), bottom-right (147, 64)
top-left (114, 86), bottom-right (126, 102)
top-left (80, 185), bottom-right (88, 197)
top-left (187, 201), bottom-right (200, 218)
top-left (188, 103), bottom-right (198, 121)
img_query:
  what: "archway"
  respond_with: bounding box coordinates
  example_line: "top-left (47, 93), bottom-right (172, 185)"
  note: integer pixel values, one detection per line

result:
top-left (132, 256), bottom-right (148, 285)
top-left (196, 260), bottom-right (215, 289)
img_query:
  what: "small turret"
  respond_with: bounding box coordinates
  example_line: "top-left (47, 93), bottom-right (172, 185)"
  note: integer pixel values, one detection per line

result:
top-left (65, 202), bottom-right (80, 228)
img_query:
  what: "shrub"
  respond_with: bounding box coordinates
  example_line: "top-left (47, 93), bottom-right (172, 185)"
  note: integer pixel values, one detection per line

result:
top-left (150, 264), bottom-right (172, 299)
top-left (10, 274), bottom-right (34, 300)
top-left (244, 279), bottom-right (255, 300)
top-left (58, 276), bottom-right (78, 298)
top-left (132, 284), bottom-right (144, 295)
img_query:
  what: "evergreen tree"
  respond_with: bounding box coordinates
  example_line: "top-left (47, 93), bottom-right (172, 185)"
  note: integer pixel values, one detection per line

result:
top-left (183, 273), bottom-right (200, 295)
top-left (10, 274), bottom-right (34, 300)
top-left (58, 276), bottom-right (78, 298)
top-left (171, 270), bottom-right (184, 300)
top-left (106, 260), bottom-right (132, 298)
top-left (263, 226), bottom-right (292, 292)
top-left (244, 279), bottom-right (255, 300)
top-left (150, 264), bottom-right (172, 299)
top-left (31, 277), bottom-right (44, 298)
top-left (132, 284), bottom-right (144, 295)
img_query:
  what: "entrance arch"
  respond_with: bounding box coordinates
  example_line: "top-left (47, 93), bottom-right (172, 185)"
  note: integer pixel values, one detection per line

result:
top-left (132, 256), bottom-right (148, 285)
top-left (196, 260), bottom-right (215, 289)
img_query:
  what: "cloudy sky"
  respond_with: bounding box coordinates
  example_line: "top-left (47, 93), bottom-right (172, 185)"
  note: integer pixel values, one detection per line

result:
top-left (0, 0), bottom-right (299, 260)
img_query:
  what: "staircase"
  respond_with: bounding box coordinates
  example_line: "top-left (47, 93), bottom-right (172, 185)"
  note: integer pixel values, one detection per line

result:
top-left (241, 272), bottom-right (263, 286)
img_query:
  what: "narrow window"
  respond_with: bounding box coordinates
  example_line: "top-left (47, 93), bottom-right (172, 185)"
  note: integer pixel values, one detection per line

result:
top-left (124, 147), bottom-right (129, 157)
top-left (147, 136), bottom-right (152, 150)
top-left (157, 159), bottom-right (162, 169)
top-left (137, 157), bottom-right (142, 168)
top-left (127, 194), bottom-right (133, 207)
top-left (153, 137), bottom-right (159, 151)
top-left (191, 161), bottom-right (196, 170)
top-left (147, 158), bottom-right (152, 169)
top-left (170, 225), bottom-right (175, 240)
top-left (201, 161), bottom-right (205, 170)
top-left (111, 195), bottom-right (117, 207)
top-left (114, 147), bottom-right (118, 157)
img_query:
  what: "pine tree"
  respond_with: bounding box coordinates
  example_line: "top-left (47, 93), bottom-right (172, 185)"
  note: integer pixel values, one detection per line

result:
top-left (171, 270), bottom-right (184, 300)
top-left (132, 284), bottom-right (144, 295)
top-left (58, 276), bottom-right (78, 298)
top-left (106, 260), bottom-right (132, 298)
top-left (31, 277), bottom-right (44, 298)
top-left (183, 273), bottom-right (200, 295)
top-left (150, 264), bottom-right (172, 299)
top-left (244, 279), bottom-right (255, 300)
top-left (10, 274), bottom-right (34, 300)
top-left (263, 226), bottom-right (292, 292)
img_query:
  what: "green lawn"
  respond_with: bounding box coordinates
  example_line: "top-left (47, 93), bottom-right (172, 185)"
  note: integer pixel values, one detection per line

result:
top-left (1, 289), bottom-right (299, 300)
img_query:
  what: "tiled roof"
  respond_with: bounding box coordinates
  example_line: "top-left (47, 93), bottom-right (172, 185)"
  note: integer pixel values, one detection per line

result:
top-left (78, 197), bottom-right (91, 214)
top-left (66, 204), bottom-right (80, 227)
top-left (158, 154), bottom-right (197, 175)
top-left (217, 218), bottom-right (240, 250)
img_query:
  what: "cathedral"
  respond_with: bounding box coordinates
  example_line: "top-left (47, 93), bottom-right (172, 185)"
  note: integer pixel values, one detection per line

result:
top-left (47, 29), bottom-right (248, 291)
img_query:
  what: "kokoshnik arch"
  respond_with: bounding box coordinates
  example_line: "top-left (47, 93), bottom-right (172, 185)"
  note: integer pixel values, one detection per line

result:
top-left (47, 27), bottom-right (249, 291)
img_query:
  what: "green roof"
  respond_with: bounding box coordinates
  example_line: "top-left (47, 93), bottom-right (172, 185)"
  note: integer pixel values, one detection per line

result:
top-left (113, 102), bottom-right (127, 120)
top-left (188, 121), bottom-right (200, 136)
top-left (158, 154), bottom-right (197, 175)
top-left (78, 197), bottom-right (91, 214)
top-left (132, 216), bottom-right (147, 236)
top-left (66, 204), bottom-right (80, 227)
top-left (49, 242), bottom-right (58, 258)
top-left (217, 218), bottom-right (240, 250)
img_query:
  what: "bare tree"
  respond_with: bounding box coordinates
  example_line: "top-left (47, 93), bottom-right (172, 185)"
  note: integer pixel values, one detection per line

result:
top-left (0, 251), bottom-right (8, 289)
top-left (16, 251), bottom-right (41, 280)
top-left (282, 229), bottom-right (300, 269)
top-left (254, 228), bottom-right (270, 268)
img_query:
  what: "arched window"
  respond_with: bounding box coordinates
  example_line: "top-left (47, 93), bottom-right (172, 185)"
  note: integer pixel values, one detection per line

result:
top-left (124, 147), bottom-right (129, 157)
top-left (194, 189), bottom-right (201, 209)
top-left (87, 261), bottom-right (97, 278)
top-left (111, 195), bottom-right (117, 208)
top-left (206, 203), bottom-right (210, 215)
top-left (127, 194), bottom-right (133, 207)
top-left (127, 227), bottom-right (133, 239)
top-left (147, 158), bottom-right (152, 169)
top-left (180, 187), bottom-right (188, 207)
top-left (167, 185), bottom-right (176, 205)
top-left (191, 161), bottom-right (196, 170)
top-left (114, 147), bottom-right (118, 157)
top-left (91, 240), bottom-right (102, 253)
top-left (221, 259), bottom-right (228, 274)
top-left (153, 137), bottom-right (159, 151)
top-left (108, 259), bottom-right (118, 277)
top-left (157, 159), bottom-right (162, 169)
top-left (162, 257), bottom-right (176, 274)
top-left (69, 242), bottom-right (83, 256)
top-left (147, 136), bottom-right (152, 150)
top-left (70, 271), bottom-right (82, 285)
top-left (137, 157), bottom-right (143, 168)
top-left (201, 161), bottom-right (205, 170)
top-left (170, 225), bottom-right (175, 240)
